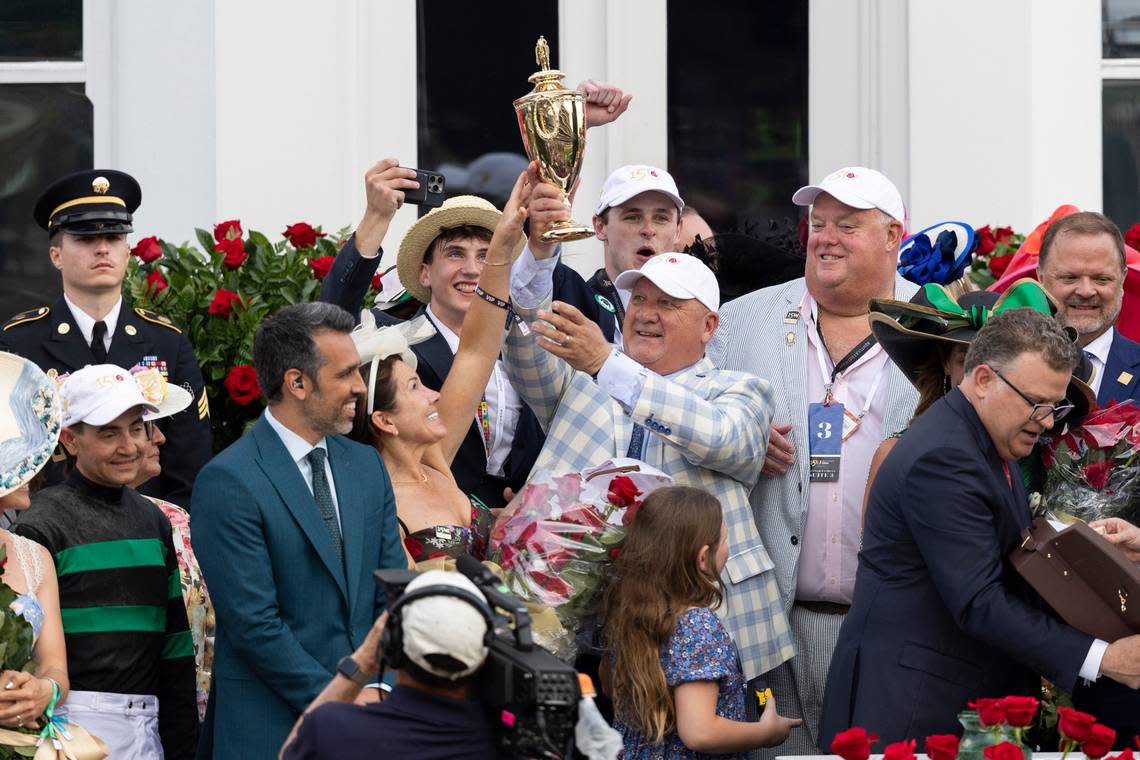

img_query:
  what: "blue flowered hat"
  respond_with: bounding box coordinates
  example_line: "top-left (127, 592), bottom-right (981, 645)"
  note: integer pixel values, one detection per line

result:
top-left (897, 221), bottom-right (976, 286)
top-left (0, 352), bottom-right (63, 497)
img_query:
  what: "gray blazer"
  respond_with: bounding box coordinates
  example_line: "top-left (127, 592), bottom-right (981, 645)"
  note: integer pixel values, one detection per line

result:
top-left (708, 276), bottom-right (919, 612)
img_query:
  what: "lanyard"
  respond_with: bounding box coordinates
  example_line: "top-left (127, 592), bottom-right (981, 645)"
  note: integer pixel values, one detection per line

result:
top-left (810, 301), bottom-right (885, 418)
top-left (593, 269), bottom-right (627, 328)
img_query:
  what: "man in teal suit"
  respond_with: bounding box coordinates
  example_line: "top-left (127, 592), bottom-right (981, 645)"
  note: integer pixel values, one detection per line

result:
top-left (191, 302), bottom-right (406, 759)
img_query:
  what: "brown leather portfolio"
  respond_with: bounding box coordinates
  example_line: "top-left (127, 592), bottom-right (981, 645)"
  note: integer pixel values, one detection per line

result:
top-left (1009, 517), bottom-right (1140, 642)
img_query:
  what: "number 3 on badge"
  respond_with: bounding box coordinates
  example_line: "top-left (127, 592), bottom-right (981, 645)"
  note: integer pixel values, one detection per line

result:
top-left (816, 421), bottom-right (832, 440)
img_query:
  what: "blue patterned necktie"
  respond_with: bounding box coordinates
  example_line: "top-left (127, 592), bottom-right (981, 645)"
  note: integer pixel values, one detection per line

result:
top-left (626, 423), bottom-right (646, 460)
top-left (306, 448), bottom-right (343, 565)
top-left (1084, 350), bottom-right (1097, 385)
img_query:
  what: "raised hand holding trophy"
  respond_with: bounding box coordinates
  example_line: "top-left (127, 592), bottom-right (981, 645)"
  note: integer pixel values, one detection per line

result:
top-left (513, 36), bottom-right (594, 242)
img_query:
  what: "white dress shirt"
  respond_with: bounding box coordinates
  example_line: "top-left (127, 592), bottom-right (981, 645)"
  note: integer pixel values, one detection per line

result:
top-left (425, 305), bottom-right (523, 478)
top-left (1082, 327), bottom-right (1114, 397)
top-left (264, 408), bottom-right (341, 529)
top-left (63, 293), bottom-right (122, 354)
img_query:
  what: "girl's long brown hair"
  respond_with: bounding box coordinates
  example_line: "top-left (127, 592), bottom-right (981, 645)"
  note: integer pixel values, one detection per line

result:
top-left (601, 486), bottom-right (725, 744)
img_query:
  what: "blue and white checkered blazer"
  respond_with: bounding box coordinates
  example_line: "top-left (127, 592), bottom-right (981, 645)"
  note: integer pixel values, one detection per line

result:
top-left (709, 276), bottom-right (920, 616)
top-left (504, 297), bottom-right (795, 680)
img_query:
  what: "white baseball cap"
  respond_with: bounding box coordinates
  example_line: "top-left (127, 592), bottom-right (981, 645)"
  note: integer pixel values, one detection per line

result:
top-left (614, 252), bottom-right (720, 313)
top-left (402, 570), bottom-right (490, 680)
top-left (60, 364), bottom-right (160, 428)
top-left (792, 166), bottom-right (906, 225)
top-left (595, 165), bottom-right (684, 216)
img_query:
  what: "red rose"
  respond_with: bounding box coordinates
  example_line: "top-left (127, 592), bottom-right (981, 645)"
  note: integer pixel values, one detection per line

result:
top-left (1000, 695), bottom-right (1038, 728)
top-left (883, 739), bottom-right (916, 760)
top-left (988, 253), bottom-right (1014, 278)
top-left (925, 735), bottom-right (960, 760)
top-left (224, 364), bottom-right (261, 406)
top-left (308, 255), bottom-right (336, 280)
top-left (830, 727), bottom-right (879, 760)
top-left (131, 235), bottom-right (162, 263)
top-left (983, 742), bottom-right (1024, 760)
top-left (976, 225), bottom-right (996, 255)
top-left (1112, 749), bottom-right (1136, 760)
top-left (994, 226), bottom-right (1015, 244)
top-left (208, 289), bottom-right (244, 318)
top-left (1081, 459), bottom-right (1113, 490)
top-left (403, 536), bottom-right (424, 557)
top-left (215, 237), bottom-right (247, 269)
top-left (1057, 706), bottom-right (1097, 743)
top-left (609, 548), bottom-right (622, 560)
top-left (1124, 223), bottom-right (1140, 252)
top-left (1081, 724), bottom-right (1117, 759)
top-left (531, 570), bottom-right (572, 599)
top-left (214, 219), bottom-right (242, 242)
top-left (968, 698), bottom-right (1006, 727)
top-left (607, 475), bottom-right (641, 508)
top-left (372, 273), bottom-right (382, 289)
top-left (145, 270), bottom-right (168, 294)
top-left (283, 222), bottom-right (325, 249)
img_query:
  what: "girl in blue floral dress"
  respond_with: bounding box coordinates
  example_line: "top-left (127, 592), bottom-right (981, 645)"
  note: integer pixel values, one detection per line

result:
top-left (603, 486), bottom-right (800, 759)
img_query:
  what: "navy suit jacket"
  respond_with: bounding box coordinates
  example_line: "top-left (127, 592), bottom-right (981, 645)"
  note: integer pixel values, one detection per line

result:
top-left (319, 234), bottom-right (602, 507)
top-left (1079, 328), bottom-right (1140, 746)
top-left (1096, 329), bottom-right (1140, 406)
top-left (190, 414), bottom-right (405, 759)
top-left (820, 389), bottom-right (1092, 744)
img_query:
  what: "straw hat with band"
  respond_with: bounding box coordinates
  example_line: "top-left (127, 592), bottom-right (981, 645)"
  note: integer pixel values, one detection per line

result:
top-left (0, 352), bottom-right (64, 498)
top-left (869, 278), bottom-right (1096, 421)
top-left (396, 195), bottom-right (527, 305)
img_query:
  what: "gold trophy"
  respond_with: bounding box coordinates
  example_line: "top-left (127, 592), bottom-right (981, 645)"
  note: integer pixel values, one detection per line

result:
top-left (513, 36), bottom-right (594, 242)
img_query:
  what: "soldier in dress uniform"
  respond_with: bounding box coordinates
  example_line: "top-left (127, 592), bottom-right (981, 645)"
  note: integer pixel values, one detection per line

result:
top-left (0, 169), bottom-right (211, 505)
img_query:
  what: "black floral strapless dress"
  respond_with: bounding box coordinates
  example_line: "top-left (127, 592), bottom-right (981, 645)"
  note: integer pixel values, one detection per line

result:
top-left (398, 496), bottom-right (493, 562)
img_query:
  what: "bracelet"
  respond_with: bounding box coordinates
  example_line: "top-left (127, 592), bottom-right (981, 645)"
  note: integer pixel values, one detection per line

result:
top-left (473, 287), bottom-right (530, 336)
top-left (483, 259), bottom-right (511, 267)
top-left (474, 286), bottom-right (509, 310)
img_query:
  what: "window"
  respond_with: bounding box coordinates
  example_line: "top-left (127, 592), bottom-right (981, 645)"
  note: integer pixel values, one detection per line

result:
top-left (1103, 0), bottom-right (1140, 229)
top-left (666, 0), bottom-right (808, 234)
top-left (0, 0), bottom-right (91, 315)
top-left (415, 0), bottom-right (558, 212)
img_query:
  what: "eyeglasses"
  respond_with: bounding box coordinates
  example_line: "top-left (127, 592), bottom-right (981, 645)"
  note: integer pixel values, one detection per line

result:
top-left (991, 367), bottom-right (1075, 423)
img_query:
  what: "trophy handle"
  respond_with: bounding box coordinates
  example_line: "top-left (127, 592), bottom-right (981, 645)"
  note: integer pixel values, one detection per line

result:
top-left (533, 96), bottom-right (561, 142)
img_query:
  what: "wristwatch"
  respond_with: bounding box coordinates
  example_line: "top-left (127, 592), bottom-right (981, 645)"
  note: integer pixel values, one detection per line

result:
top-left (336, 655), bottom-right (371, 687)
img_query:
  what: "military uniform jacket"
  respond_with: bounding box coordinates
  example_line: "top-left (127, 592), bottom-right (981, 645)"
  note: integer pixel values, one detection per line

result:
top-left (0, 296), bottom-right (211, 506)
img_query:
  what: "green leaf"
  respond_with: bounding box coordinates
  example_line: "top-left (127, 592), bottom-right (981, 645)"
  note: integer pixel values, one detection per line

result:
top-left (195, 228), bottom-right (216, 253)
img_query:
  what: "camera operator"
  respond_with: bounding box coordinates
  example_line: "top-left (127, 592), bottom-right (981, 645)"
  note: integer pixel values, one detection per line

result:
top-left (279, 570), bottom-right (516, 759)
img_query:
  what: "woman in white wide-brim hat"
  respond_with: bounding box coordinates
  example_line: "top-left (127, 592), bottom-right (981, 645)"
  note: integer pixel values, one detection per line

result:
top-left (125, 367), bottom-right (213, 721)
top-left (0, 351), bottom-right (69, 729)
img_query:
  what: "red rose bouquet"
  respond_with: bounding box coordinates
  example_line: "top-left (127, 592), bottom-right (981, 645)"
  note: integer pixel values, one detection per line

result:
top-left (968, 224), bottom-right (1025, 288)
top-left (1041, 401), bottom-right (1140, 523)
top-left (490, 463), bottom-right (672, 659)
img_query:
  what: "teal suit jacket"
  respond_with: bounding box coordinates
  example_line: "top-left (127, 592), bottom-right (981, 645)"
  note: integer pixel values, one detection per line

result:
top-left (191, 414), bottom-right (405, 759)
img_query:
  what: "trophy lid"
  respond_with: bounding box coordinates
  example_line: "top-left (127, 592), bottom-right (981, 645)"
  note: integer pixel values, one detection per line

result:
top-left (524, 36), bottom-right (571, 94)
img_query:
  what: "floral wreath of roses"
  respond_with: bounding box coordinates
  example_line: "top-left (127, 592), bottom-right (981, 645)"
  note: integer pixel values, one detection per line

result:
top-left (831, 696), bottom-right (1134, 760)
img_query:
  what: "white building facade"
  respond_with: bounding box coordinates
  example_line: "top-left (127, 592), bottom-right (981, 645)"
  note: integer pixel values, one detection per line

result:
top-left (1, 0), bottom-right (1137, 311)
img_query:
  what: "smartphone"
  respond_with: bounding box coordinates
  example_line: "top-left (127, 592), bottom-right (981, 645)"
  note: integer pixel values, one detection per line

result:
top-left (402, 168), bottom-right (445, 208)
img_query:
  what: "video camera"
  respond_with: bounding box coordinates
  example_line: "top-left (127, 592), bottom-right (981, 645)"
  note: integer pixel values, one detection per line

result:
top-left (374, 554), bottom-right (580, 759)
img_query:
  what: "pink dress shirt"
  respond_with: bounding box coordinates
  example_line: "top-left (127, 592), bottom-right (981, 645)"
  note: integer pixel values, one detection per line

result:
top-left (796, 291), bottom-right (890, 604)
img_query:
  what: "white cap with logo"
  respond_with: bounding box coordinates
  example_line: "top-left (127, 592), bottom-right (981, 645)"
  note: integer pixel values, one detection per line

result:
top-left (401, 570), bottom-right (490, 680)
top-left (595, 165), bottom-right (684, 216)
top-left (792, 166), bottom-right (906, 226)
top-left (59, 364), bottom-right (160, 428)
top-left (614, 252), bottom-right (720, 313)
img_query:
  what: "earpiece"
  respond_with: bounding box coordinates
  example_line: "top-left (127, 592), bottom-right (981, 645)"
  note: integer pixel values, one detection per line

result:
top-left (292, 379), bottom-right (303, 389)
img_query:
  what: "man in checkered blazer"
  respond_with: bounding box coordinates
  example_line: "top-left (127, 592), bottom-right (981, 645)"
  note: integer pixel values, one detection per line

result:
top-left (504, 232), bottom-right (794, 686)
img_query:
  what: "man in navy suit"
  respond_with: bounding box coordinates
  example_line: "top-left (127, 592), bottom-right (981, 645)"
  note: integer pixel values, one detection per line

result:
top-left (191, 303), bottom-right (406, 759)
top-left (1038, 211), bottom-right (1140, 744)
top-left (820, 308), bottom-right (1140, 744)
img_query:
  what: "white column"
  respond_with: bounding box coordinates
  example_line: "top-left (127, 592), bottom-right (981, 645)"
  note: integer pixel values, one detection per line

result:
top-left (558, 0), bottom-right (669, 276)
